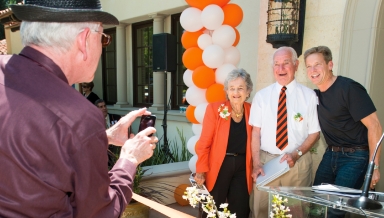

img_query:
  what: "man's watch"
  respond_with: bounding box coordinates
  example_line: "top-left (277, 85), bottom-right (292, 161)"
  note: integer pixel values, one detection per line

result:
top-left (374, 165), bottom-right (379, 170)
top-left (296, 149), bottom-right (303, 157)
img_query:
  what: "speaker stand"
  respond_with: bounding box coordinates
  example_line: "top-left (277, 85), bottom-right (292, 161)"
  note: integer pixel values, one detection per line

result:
top-left (162, 71), bottom-right (175, 162)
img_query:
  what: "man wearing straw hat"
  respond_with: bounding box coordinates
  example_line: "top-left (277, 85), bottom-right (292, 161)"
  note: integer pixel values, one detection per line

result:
top-left (0, 1), bottom-right (158, 217)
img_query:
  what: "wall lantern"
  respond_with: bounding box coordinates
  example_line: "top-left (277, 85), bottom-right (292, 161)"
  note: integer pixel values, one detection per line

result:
top-left (266, 0), bottom-right (306, 56)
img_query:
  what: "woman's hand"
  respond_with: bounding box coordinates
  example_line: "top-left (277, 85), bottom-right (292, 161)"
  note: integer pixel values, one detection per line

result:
top-left (194, 172), bottom-right (206, 185)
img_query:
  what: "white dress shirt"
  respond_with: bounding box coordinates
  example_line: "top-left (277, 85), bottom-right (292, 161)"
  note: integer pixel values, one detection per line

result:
top-left (249, 80), bottom-right (320, 154)
top-left (105, 115), bottom-right (111, 129)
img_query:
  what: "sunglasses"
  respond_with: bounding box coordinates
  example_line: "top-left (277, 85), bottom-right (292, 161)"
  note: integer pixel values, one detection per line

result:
top-left (92, 30), bottom-right (112, 47)
top-left (82, 86), bottom-right (89, 88)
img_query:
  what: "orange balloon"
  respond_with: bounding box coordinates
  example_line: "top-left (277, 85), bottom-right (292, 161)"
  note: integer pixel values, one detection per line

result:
top-left (182, 47), bottom-right (204, 70)
top-left (174, 184), bottom-right (190, 206)
top-left (182, 31), bottom-right (203, 49)
top-left (186, 105), bottom-right (200, 124)
top-left (185, 0), bottom-right (230, 10)
top-left (210, 0), bottom-right (230, 8)
top-left (206, 83), bottom-right (226, 103)
top-left (233, 28), bottom-right (240, 46)
top-left (223, 4), bottom-right (243, 27)
top-left (193, 66), bottom-right (215, 89)
top-left (185, 0), bottom-right (210, 10)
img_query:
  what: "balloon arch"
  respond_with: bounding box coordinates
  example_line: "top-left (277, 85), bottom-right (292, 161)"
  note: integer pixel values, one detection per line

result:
top-left (180, 0), bottom-right (243, 173)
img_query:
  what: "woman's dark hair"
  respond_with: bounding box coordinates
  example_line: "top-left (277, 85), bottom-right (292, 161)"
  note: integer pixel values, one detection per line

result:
top-left (82, 82), bottom-right (94, 90)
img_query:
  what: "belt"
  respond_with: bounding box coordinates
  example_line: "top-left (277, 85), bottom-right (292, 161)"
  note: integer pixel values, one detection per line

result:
top-left (328, 146), bottom-right (369, 153)
top-left (226, 153), bottom-right (245, 156)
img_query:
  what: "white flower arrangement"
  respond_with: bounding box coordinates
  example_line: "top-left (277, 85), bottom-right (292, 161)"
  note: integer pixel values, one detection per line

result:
top-left (218, 104), bottom-right (231, 120)
top-left (182, 186), bottom-right (236, 218)
top-left (270, 194), bottom-right (292, 218)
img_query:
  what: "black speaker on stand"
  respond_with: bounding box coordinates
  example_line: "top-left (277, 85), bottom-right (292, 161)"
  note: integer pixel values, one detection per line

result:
top-left (152, 33), bottom-right (177, 162)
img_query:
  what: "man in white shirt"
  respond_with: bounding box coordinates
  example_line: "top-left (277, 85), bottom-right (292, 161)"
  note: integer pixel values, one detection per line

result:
top-left (249, 47), bottom-right (321, 218)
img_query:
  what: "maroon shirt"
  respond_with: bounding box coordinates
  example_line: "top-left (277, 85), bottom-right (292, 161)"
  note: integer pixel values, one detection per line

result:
top-left (0, 47), bottom-right (135, 217)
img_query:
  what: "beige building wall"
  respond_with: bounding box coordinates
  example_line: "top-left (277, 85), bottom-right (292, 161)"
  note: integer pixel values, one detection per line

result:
top-left (5, 29), bottom-right (22, 54)
top-left (3, 0), bottom-right (383, 190)
top-left (99, 0), bottom-right (384, 189)
top-left (368, 0), bottom-right (384, 192)
top-left (256, 0), bottom-right (347, 181)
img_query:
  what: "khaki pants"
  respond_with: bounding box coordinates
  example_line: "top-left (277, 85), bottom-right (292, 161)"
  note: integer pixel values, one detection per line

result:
top-left (249, 150), bottom-right (312, 218)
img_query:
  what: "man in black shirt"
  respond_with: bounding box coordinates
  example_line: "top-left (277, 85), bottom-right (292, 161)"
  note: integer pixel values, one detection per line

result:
top-left (304, 46), bottom-right (382, 217)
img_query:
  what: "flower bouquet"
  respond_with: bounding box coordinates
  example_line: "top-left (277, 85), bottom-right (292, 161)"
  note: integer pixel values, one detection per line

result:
top-left (270, 194), bottom-right (292, 218)
top-left (182, 186), bottom-right (236, 218)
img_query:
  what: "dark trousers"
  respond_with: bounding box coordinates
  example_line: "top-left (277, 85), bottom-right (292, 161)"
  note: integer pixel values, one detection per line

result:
top-left (314, 149), bottom-right (369, 218)
top-left (202, 155), bottom-right (250, 218)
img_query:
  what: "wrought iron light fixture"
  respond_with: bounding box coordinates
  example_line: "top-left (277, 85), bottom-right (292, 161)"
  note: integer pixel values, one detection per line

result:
top-left (266, 0), bottom-right (306, 56)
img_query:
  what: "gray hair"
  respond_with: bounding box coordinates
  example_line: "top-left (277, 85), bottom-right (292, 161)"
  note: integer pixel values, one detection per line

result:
top-left (272, 46), bottom-right (298, 66)
top-left (94, 99), bottom-right (105, 106)
top-left (20, 21), bottom-right (100, 55)
top-left (224, 68), bottom-right (253, 99)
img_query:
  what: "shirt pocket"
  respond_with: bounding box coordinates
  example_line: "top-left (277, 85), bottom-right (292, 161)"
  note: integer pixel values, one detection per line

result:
top-left (291, 112), bottom-right (306, 132)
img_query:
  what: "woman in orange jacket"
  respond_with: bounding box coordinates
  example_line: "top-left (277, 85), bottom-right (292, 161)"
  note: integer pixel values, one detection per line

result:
top-left (195, 69), bottom-right (253, 218)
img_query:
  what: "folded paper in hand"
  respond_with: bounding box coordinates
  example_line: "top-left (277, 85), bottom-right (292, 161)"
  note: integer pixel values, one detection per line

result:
top-left (189, 173), bottom-right (210, 195)
top-left (256, 154), bottom-right (290, 187)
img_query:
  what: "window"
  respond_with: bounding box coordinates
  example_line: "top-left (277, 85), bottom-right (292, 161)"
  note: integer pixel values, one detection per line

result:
top-left (171, 13), bottom-right (188, 110)
top-left (132, 21), bottom-right (153, 107)
top-left (101, 28), bottom-right (117, 105)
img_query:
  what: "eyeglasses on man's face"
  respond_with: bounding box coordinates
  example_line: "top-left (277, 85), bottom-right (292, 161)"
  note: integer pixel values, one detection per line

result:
top-left (82, 86), bottom-right (89, 89)
top-left (92, 30), bottom-right (112, 47)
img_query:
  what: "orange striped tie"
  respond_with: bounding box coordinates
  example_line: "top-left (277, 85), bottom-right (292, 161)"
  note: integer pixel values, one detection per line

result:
top-left (276, 86), bottom-right (288, 150)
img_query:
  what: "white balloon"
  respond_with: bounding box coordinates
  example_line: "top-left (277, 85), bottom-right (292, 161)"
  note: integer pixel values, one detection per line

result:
top-left (202, 45), bottom-right (225, 68)
top-left (183, 69), bottom-right (194, 87)
top-left (224, 46), bottom-right (241, 66)
top-left (194, 102), bottom-right (208, 124)
top-left (185, 86), bottom-right (208, 106)
top-left (192, 124), bottom-right (203, 135)
top-left (188, 155), bottom-right (198, 173)
top-left (197, 34), bottom-right (212, 50)
top-left (187, 135), bottom-right (199, 155)
top-left (212, 25), bottom-right (236, 49)
top-left (201, 4), bottom-right (224, 30)
top-left (215, 64), bottom-right (237, 84)
top-left (203, 29), bottom-right (213, 36)
top-left (180, 7), bottom-right (203, 32)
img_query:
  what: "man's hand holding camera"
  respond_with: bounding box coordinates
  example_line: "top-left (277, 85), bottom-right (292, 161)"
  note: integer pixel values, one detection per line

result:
top-left (107, 108), bottom-right (158, 166)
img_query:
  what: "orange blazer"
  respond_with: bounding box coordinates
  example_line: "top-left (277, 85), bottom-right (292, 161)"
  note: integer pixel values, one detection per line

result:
top-left (195, 100), bottom-right (253, 193)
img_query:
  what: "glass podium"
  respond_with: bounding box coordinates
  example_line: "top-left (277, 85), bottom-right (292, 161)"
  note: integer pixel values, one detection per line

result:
top-left (258, 186), bottom-right (384, 218)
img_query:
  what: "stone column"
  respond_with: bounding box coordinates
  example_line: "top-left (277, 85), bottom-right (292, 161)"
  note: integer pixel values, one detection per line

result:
top-left (115, 24), bottom-right (129, 108)
top-left (148, 13), bottom-right (165, 111)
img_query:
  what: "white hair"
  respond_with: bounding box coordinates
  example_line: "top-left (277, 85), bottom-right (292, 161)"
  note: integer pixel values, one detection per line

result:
top-left (224, 68), bottom-right (253, 100)
top-left (272, 46), bottom-right (298, 66)
top-left (20, 21), bottom-right (100, 55)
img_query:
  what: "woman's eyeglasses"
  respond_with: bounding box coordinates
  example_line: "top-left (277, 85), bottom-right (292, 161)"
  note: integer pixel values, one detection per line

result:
top-left (92, 30), bottom-right (112, 47)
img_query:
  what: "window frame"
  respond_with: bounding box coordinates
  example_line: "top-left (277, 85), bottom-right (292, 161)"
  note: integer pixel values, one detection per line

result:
top-left (170, 13), bottom-right (188, 110)
top-left (132, 20), bottom-right (154, 108)
top-left (101, 27), bottom-right (117, 105)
